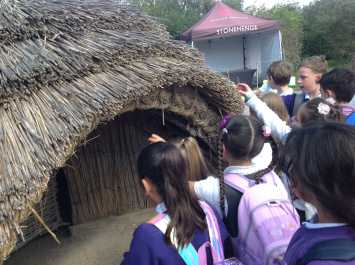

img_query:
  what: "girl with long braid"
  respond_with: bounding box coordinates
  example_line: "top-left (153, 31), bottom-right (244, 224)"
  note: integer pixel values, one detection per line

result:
top-left (192, 115), bottom-right (299, 265)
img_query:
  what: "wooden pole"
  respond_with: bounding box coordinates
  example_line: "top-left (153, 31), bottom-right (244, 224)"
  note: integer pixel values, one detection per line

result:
top-left (30, 206), bottom-right (61, 244)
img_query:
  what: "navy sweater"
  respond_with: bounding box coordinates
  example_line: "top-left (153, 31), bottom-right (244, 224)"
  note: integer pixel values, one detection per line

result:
top-left (121, 211), bottom-right (229, 265)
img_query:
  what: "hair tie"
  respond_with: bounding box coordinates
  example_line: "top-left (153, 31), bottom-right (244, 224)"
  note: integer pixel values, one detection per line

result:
top-left (219, 114), bottom-right (232, 129)
top-left (317, 102), bottom-right (330, 115)
top-left (222, 128), bottom-right (228, 135)
top-left (262, 125), bottom-right (271, 138)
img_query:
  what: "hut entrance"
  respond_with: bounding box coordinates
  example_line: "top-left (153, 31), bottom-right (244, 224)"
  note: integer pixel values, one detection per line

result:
top-left (62, 109), bottom-right (214, 225)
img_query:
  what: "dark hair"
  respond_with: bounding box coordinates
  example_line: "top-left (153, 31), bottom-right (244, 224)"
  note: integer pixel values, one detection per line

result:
top-left (299, 55), bottom-right (328, 74)
top-left (320, 68), bottom-right (355, 103)
top-left (219, 115), bottom-right (278, 213)
top-left (267, 61), bottom-right (293, 86)
top-left (222, 115), bottom-right (265, 160)
top-left (137, 142), bottom-right (206, 247)
top-left (298, 98), bottom-right (344, 125)
top-left (280, 122), bottom-right (355, 229)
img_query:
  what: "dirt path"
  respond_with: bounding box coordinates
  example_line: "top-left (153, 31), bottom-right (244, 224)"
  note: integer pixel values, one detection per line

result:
top-left (5, 208), bottom-right (154, 265)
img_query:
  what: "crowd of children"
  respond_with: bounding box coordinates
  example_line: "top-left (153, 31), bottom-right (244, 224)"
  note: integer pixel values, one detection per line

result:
top-left (121, 56), bottom-right (355, 265)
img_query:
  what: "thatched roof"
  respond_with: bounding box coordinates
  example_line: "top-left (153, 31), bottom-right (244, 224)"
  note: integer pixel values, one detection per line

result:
top-left (0, 0), bottom-right (242, 260)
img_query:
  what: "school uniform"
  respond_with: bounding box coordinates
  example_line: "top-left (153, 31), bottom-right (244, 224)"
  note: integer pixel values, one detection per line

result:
top-left (280, 88), bottom-right (295, 96)
top-left (282, 92), bottom-right (308, 117)
top-left (284, 223), bottom-right (355, 265)
top-left (282, 92), bottom-right (321, 117)
top-left (121, 203), bottom-right (229, 265)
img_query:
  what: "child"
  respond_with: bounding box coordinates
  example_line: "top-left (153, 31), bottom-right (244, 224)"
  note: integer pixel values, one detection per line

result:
top-left (260, 61), bottom-right (294, 96)
top-left (239, 83), bottom-right (344, 143)
top-left (283, 56), bottom-right (328, 117)
top-left (171, 137), bottom-right (210, 181)
top-left (320, 68), bottom-right (355, 124)
top-left (148, 134), bottom-right (210, 181)
top-left (193, 115), bottom-right (299, 265)
top-left (121, 142), bottom-right (230, 265)
top-left (260, 92), bottom-right (290, 122)
top-left (240, 84), bottom-right (344, 221)
top-left (280, 122), bottom-right (355, 265)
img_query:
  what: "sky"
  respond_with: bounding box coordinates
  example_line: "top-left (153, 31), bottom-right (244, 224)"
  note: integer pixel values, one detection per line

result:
top-left (243, 0), bottom-right (315, 9)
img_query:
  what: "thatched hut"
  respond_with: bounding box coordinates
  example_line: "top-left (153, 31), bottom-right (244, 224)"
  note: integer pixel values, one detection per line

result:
top-left (0, 0), bottom-right (243, 262)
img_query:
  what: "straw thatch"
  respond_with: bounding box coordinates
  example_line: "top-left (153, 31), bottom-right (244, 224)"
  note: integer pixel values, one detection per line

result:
top-left (0, 0), bottom-right (243, 261)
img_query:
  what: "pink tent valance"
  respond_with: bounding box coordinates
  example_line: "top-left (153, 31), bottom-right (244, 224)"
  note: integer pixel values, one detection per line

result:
top-left (182, 2), bottom-right (280, 41)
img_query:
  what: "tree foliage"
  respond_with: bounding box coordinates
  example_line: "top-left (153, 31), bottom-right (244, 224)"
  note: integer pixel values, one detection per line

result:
top-left (127, 0), bottom-right (354, 67)
top-left (302, 0), bottom-right (355, 65)
top-left (128, 0), bottom-right (243, 38)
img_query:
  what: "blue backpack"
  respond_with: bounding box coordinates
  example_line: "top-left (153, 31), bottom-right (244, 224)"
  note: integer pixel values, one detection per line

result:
top-left (342, 106), bottom-right (355, 125)
top-left (346, 111), bottom-right (355, 125)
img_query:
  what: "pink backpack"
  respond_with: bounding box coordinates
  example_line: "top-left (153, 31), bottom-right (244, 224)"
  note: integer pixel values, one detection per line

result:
top-left (148, 201), bottom-right (225, 265)
top-left (224, 171), bottom-right (300, 265)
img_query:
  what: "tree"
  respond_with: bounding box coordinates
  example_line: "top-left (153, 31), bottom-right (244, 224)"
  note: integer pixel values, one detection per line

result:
top-left (128, 0), bottom-right (243, 38)
top-left (302, 0), bottom-right (355, 66)
top-left (247, 3), bottom-right (304, 66)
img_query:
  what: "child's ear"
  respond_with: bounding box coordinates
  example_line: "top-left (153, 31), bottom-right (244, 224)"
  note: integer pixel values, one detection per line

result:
top-left (315, 73), bottom-right (322, 83)
top-left (141, 178), bottom-right (152, 194)
top-left (324, 89), bottom-right (335, 98)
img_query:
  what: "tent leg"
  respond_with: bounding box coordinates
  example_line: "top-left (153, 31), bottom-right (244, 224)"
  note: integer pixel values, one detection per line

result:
top-left (243, 36), bottom-right (246, 71)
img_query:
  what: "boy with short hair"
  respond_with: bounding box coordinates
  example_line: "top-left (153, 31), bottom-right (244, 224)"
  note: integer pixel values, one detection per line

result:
top-left (283, 56), bottom-right (328, 117)
top-left (266, 60), bottom-right (294, 96)
top-left (320, 68), bottom-right (355, 125)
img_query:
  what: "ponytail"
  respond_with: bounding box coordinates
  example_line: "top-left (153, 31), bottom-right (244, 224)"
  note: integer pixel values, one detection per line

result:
top-left (137, 142), bottom-right (206, 247)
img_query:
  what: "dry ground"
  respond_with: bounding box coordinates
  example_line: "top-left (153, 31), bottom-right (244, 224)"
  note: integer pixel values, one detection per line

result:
top-left (5, 208), bottom-right (154, 265)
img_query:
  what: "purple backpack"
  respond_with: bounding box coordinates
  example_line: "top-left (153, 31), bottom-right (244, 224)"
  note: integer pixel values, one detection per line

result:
top-left (224, 171), bottom-right (300, 265)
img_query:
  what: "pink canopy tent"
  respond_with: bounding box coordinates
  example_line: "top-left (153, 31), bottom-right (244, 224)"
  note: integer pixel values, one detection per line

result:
top-left (181, 2), bottom-right (283, 84)
top-left (182, 2), bottom-right (279, 41)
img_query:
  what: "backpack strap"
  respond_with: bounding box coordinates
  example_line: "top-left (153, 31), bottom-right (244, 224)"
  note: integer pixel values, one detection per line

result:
top-left (224, 173), bottom-right (255, 193)
top-left (297, 239), bottom-right (355, 265)
top-left (224, 184), bottom-right (243, 237)
top-left (148, 202), bottom-right (225, 265)
top-left (199, 201), bottom-right (225, 263)
top-left (148, 214), bottom-right (199, 265)
top-left (224, 171), bottom-right (279, 192)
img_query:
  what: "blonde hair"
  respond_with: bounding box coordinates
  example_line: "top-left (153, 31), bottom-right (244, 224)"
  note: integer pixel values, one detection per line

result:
top-left (299, 55), bottom-right (328, 74)
top-left (172, 137), bottom-right (209, 181)
top-left (261, 93), bottom-right (289, 122)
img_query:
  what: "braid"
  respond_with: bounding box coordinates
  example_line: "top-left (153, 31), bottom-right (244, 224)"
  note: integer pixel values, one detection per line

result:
top-left (218, 133), bottom-right (225, 216)
top-left (246, 137), bottom-right (279, 182)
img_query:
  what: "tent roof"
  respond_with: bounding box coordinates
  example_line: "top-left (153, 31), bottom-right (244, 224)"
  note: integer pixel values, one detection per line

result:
top-left (182, 2), bottom-right (280, 41)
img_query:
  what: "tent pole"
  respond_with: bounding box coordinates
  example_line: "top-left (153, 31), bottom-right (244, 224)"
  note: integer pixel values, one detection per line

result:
top-left (256, 63), bottom-right (259, 89)
top-left (243, 36), bottom-right (246, 71)
top-left (191, 41), bottom-right (194, 48)
top-left (278, 30), bottom-right (283, 60)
